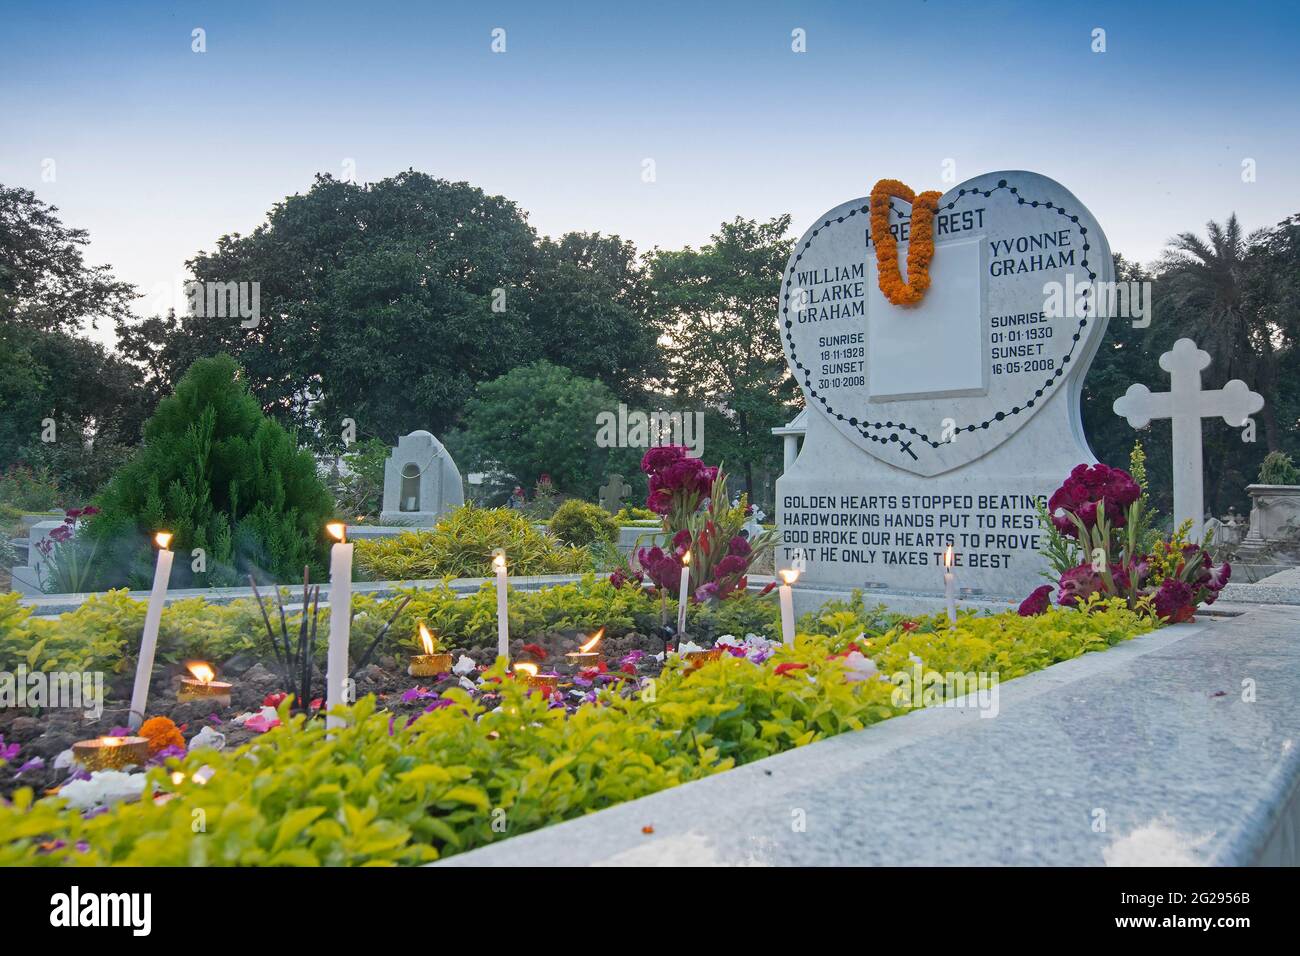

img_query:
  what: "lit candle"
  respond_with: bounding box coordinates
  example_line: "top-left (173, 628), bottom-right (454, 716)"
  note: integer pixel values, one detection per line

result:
top-left (566, 627), bottom-right (605, 668)
top-left (676, 550), bottom-right (691, 638)
top-left (778, 568), bottom-right (800, 647)
top-left (72, 735), bottom-right (150, 772)
top-left (512, 661), bottom-right (558, 693)
top-left (128, 531), bottom-right (175, 730)
top-left (943, 544), bottom-right (957, 626)
top-left (325, 522), bottom-right (354, 730)
top-left (493, 550), bottom-right (509, 664)
top-left (177, 661), bottom-right (233, 708)
top-left (409, 622), bottom-right (452, 677)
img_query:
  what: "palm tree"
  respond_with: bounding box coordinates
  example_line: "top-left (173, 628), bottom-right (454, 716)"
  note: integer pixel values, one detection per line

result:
top-left (1159, 214), bottom-right (1281, 451)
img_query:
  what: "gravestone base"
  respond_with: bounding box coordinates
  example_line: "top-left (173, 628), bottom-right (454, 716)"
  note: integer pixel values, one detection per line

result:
top-left (777, 400), bottom-right (1090, 600)
top-left (377, 510), bottom-right (442, 527)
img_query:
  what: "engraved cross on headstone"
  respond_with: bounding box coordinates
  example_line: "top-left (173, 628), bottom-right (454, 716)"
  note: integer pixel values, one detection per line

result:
top-left (598, 474), bottom-right (632, 514)
top-left (1112, 338), bottom-right (1263, 541)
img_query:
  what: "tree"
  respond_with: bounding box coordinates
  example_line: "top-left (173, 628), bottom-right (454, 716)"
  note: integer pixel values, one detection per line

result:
top-left (115, 175), bottom-right (664, 449)
top-left (1159, 214), bottom-right (1287, 451)
top-left (116, 172), bottom-right (539, 445)
top-left (0, 185), bottom-right (149, 489)
top-left (647, 216), bottom-right (798, 501)
top-left (88, 355), bottom-right (335, 588)
top-left (525, 232), bottom-right (661, 396)
top-left (0, 185), bottom-right (135, 335)
top-left (456, 361), bottom-right (642, 500)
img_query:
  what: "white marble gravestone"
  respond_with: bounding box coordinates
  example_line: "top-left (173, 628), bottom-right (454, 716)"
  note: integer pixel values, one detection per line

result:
top-left (776, 170), bottom-right (1113, 597)
top-left (378, 431), bottom-right (464, 526)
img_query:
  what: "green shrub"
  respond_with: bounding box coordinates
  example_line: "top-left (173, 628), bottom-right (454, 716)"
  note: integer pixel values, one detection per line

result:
top-left (87, 355), bottom-right (335, 589)
top-left (0, 599), bottom-right (1158, 866)
top-left (548, 499), bottom-right (617, 547)
top-left (355, 504), bottom-right (591, 580)
top-left (0, 465), bottom-right (62, 512)
top-left (1258, 451), bottom-right (1300, 486)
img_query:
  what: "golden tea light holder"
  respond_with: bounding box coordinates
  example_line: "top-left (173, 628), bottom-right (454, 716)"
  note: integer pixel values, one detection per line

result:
top-left (523, 672), bottom-right (560, 693)
top-left (177, 677), bottom-right (233, 708)
top-left (683, 647), bottom-right (724, 668)
top-left (566, 626), bottom-right (606, 670)
top-left (408, 652), bottom-right (453, 677)
top-left (72, 736), bottom-right (150, 771)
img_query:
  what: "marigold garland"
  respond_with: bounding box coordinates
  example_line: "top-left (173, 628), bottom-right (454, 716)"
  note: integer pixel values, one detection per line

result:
top-left (870, 178), bottom-right (943, 306)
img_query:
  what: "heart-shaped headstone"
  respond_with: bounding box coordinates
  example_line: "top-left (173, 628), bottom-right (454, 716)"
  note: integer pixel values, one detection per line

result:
top-left (780, 170), bottom-right (1113, 477)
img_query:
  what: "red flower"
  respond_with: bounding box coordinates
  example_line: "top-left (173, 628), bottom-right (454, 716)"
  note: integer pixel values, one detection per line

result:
top-left (263, 692), bottom-right (288, 708)
top-left (521, 643), bottom-right (548, 660)
top-left (1017, 585), bottom-right (1053, 617)
top-left (900, 620), bottom-right (919, 632)
top-left (773, 662), bottom-right (809, 677)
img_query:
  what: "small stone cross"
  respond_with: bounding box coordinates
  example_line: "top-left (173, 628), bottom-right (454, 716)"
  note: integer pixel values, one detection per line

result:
top-left (1113, 338), bottom-right (1263, 541)
top-left (598, 474), bottom-right (632, 513)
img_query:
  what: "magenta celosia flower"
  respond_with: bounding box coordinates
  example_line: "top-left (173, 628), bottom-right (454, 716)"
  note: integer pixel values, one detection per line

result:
top-left (1048, 463), bottom-right (1142, 537)
top-left (727, 535), bottom-right (751, 557)
top-left (1057, 563), bottom-right (1102, 607)
top-left (641, 445), bottom-right (686, 474)
top-left (1017, 584), bottom-right (1053, 616)
top-left (609, 566), bottom-right (644, 590)
top-left (1153, 578), bottom-right (1195, 622)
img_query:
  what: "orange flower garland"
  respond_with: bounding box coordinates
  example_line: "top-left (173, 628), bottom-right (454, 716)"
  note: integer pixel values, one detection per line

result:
top-left (870, 178), bottom-right (944, 306)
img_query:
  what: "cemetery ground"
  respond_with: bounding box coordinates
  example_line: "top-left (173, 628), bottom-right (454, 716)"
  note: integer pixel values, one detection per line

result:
top-left (2, 566), bottom-right (1298, 867)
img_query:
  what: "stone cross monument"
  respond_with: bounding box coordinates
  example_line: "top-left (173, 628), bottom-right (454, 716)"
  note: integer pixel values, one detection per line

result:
top-left (1112, 337), bottom-right (1263, 541)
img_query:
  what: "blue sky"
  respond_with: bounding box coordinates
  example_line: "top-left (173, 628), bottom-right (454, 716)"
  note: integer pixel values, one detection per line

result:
top-left (3, 0), bottom-right (1298, 343)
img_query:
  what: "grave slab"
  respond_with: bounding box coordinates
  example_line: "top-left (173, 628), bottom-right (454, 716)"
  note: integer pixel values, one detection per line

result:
top-left (438, 602), bottom-right (1300, 866)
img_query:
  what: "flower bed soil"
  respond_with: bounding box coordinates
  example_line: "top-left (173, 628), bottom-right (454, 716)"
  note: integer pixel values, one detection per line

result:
top-left (0, 629), bottom-right (672, 800)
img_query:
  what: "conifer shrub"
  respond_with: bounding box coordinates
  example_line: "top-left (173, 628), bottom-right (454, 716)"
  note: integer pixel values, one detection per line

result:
top-left (87, 355), bottom-right (334, 588)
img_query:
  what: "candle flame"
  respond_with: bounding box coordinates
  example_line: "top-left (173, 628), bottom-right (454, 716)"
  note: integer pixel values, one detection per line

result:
top-left (682, 551), bottom-right (691, 566)
top-left (99, 737), bottom-right (125, 747)
top-left (325, 521), bottom-right (347, 543)
top-left (513, 662), bottom-right (538, 677)
top-left (492, 551), bottom-right (507, 571)
top-left (418, 622), bottom-right (436, 655)
top-left (579, 627), bottom-right (605, 653)
top-left (944, 544), bottom-right (954, 569)
top-left (187, 662), bottom-right (216, 683)
top-left (154, 531), bottom-right (173, 549)
top-left (779, 568), bottom-right (801, 585)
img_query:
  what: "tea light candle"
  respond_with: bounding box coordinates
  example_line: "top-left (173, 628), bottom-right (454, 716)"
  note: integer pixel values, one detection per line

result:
top-left (566, 627), bottom-right (605, 668)
top-left (777, 568), bottom-right (800, 647)
top-left (409, 622), bottom-right (452, 677)
top-left (177, 661), bottom-right (233, 708)
top-left (128, 531), bottom-right (175, 730)
top-left (676, 550), bottom-right (691, 637)
top-left (493, 550), bottom-right (510, 663)
top-left (72, 735), bottom-right (150, 772)
top-left (512, 662), bottom-right (558, 693)
top-left (325, 522), bottom-right (354, 730)
top-left (943, 544), bottom-right (957, 626)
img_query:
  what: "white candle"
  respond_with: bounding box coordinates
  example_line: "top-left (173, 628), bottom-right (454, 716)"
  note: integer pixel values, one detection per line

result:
top-left (943, 544), bottom-right (957, 626)
top-left (676, 550), bottom-right (692, 637)
top-left (128, 532), bottom-right (175, 730)
top-left (778, 568), bottom-right (800, 647)
top-left (493, 551), bottom-right (509, 663)
top-left (325, 522), bottom-right (354, 730)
